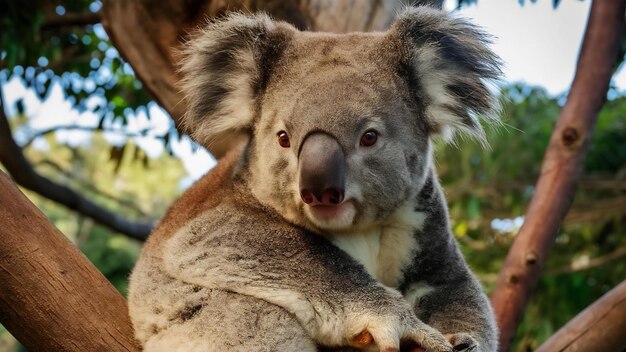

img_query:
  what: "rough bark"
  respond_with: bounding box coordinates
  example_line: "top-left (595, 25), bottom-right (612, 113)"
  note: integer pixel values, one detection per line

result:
top-left (536, 280), bottom-right (626, 352)
top-left (0, 170), bottom-right (140, 351)
top-left (0, 93), bottom-right (153, 240)
top-left (489, 2), bottom-right (626, 351)
top-left (100, 0), bottom-right (442, 157)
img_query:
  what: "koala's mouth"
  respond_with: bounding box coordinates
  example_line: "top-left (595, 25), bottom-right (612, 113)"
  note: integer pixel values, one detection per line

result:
top-left (304, 199), bottom-right (357, 230)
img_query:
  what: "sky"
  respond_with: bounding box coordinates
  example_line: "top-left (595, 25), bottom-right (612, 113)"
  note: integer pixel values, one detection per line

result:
top-left (2, 0), bottom-right (624, 186)
top-left (449, 0), bottom-right (590, 93)
top-left (448, 0), bottom-right (626, 92)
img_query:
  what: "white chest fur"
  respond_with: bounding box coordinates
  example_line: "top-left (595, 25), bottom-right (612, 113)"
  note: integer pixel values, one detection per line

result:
top-left (328, 204), bottom-right (426, 287)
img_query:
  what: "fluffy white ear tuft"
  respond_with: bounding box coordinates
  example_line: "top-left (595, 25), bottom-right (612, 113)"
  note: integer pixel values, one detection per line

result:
top-left (393, 7), bottom-right (503, 143)
top-left (179, 13), bottom-right (292, 150)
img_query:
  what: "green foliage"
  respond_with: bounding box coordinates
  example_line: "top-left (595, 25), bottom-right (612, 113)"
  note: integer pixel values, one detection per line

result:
top-left (1, 0), bottom-right (159, 152)
top-left (585, 97), bottom-right (626, 173)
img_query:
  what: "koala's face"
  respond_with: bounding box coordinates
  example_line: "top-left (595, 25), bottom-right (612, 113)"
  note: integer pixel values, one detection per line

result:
top-left (249, 33), bottom-right (432, 231)
top-left (180, 9), bottom-right (501, 233)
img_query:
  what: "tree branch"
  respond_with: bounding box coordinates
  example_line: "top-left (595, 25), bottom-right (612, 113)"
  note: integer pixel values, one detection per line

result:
top-left (0, 89), bottom-right (152, 240)
top-left (546, 246), bottom-right (626, 276)
top-left (579, 177), bottom-right (626, 191)
top-left (22, 124), bottom-right (166, 148)
top-left (535, 280), bottom-right (626, 352)
top-left (42, 10), bottom-right (101, 29)
top-left (489, 2), bottom-right (626, 351)
top-left (564, 196), bottom-right (626, 224)
top-left (0, 170), bottom-right (140, 351)
top-left (36, 159), bottom-right (149, 217)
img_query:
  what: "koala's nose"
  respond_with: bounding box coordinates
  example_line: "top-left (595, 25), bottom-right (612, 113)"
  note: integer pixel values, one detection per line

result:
top-left (298, 133), bottom-right (346, 206)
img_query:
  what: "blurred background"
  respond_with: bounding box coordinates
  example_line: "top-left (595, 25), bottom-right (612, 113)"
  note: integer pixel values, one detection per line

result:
top-left (1, 0), bottom-right (625, 351)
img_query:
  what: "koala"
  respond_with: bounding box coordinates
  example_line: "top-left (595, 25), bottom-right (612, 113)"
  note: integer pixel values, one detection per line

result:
top-left (128, 6), bottom-right (501, 352)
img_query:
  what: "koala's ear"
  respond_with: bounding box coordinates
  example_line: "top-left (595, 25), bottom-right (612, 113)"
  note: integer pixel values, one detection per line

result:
top-left (179, 13), bottom-right (292, 149)
top-left (392, 7), bottom-right (502, 142)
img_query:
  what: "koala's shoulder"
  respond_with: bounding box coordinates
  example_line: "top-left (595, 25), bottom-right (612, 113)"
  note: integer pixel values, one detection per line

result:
top-left (145, 147), bottom-right (242, 249)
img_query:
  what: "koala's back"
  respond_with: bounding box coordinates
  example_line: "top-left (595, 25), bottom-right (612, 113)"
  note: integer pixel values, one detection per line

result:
top-left (128, 149), bottom-right (318, 351)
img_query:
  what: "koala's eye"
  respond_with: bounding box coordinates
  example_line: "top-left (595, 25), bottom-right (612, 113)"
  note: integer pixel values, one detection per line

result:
top-left (277, 131), bottom-right (290, 148)
top-left (360, 130), bottom-right (378, 147)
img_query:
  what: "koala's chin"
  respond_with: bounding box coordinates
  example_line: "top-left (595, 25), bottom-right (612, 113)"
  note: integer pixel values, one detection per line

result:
top-left (303, 199), bottom-right (358, 232)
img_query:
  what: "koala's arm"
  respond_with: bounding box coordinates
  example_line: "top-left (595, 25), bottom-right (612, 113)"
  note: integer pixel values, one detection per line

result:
top-left (404, 178), bottom-right (498, 352)
top-left (130, 254), bottom-right (317, 352)
top-left (159, 193), bottom-right (451, 352)
top-left (410, 245), bottom-right (498, 352)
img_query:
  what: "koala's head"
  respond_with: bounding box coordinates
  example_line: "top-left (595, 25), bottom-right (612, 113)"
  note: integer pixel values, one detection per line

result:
top-left (180, 8), bottom-right (501, 233)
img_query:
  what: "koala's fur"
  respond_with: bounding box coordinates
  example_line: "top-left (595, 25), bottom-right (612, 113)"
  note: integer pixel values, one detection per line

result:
top-left (129, 7), bottom-right (502, 352)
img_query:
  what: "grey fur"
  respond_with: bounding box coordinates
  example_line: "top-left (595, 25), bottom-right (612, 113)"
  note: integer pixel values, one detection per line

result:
top-left (130, 6), bottom-right (501, 352)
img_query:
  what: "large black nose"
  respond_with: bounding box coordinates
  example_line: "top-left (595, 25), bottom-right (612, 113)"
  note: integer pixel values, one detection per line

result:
top-left (298, 133), bottom-right (346, 206)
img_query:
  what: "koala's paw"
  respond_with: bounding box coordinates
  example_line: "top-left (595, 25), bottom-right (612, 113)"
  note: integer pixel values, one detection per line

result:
top-left (350, 315), bottom-right (452, 352)
top-left (445, 333), bottom-right (478, 352)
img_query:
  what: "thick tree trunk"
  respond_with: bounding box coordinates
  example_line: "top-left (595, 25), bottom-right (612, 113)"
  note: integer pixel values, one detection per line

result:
top-left (0, 171), bottom-right (140, 351)
top-left (489, 2), bottom-right (625, 351)
top-left (536, 280), bottom-right (626, 352)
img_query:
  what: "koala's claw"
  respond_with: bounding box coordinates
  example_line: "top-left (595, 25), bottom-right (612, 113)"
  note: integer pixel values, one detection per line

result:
top-left (446, 333), bottom-right (478, 352)
top-left (404, 322), bottom-right (453, 352)
top-left (364, 319), bottom-right (452, 352)
top-left (348, 300), bottom-right (452, 352)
